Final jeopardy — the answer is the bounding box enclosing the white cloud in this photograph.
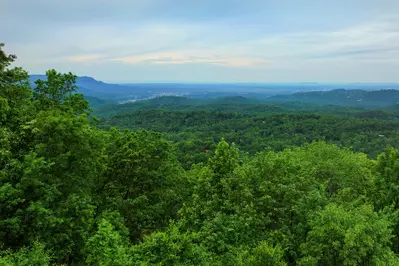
[111,51,270,67]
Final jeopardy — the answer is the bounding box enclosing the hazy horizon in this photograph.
[30,73,399,85]
[2,0,399,83]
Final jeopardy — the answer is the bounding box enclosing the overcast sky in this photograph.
[1,0,399,83]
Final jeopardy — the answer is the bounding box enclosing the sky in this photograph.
[1,0,399,83]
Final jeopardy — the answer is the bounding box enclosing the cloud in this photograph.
[236,17,399,63]
[2,0,399,82]
[67,54,105,63]
[111,51,270,67]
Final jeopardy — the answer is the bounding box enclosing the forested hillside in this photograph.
[98,97,399,169]
[267,89,399,107]
[2,43,399,265]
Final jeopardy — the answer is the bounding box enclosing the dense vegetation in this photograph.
[97,97,399,169]
[267,89,399,108]
[2,43,399,265]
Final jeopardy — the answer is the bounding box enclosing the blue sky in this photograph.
[1,0,399,83]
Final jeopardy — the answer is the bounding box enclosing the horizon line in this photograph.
[29,74,399,85]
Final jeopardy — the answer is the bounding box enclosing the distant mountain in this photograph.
[29,75,137,100]
[266,89,399,108]
[145,96,202,105]
[211,96,260,105]
[73,76,133,95]
[29,75,399,109]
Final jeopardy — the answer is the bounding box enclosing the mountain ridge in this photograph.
[29,75,399,109]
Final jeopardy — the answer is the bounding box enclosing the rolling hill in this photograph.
[266,89,399,108]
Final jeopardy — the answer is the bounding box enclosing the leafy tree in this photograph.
[0,242,51,266]
[373,147,399,252]
[0,44,103,264]
[300,204,397,265]
[0,43,31,128]
[208,138,240,182]
[85,219,131,266]
[374,147,399,210]
[98,129,188,242]
[33,70,89,115]
[132,223,208,265]
[233,242,286,266]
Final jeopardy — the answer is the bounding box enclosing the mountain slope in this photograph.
[267,89,399,107]
[29,75,140,100]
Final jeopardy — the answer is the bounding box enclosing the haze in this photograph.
[1,0,399,83]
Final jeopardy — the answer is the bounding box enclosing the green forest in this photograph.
[97,101,399,170]
[2,43,399,265]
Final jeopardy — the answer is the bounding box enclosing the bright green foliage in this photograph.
[374,147,399,209]
[235,142,374,261]
[85,219,131,266]
[34,70,76,110]
[208,138,240,182]
[0,45,102,264]
[98,109,399,168]
[176,142,388,264]
[98,128,188,242]
[0,43,31,128]
[300,204,397,265]
[0,242,51,266]
[373,147,399,253]
[132,223,208,265]
[0,109,103,261]
[233,242,286,266]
